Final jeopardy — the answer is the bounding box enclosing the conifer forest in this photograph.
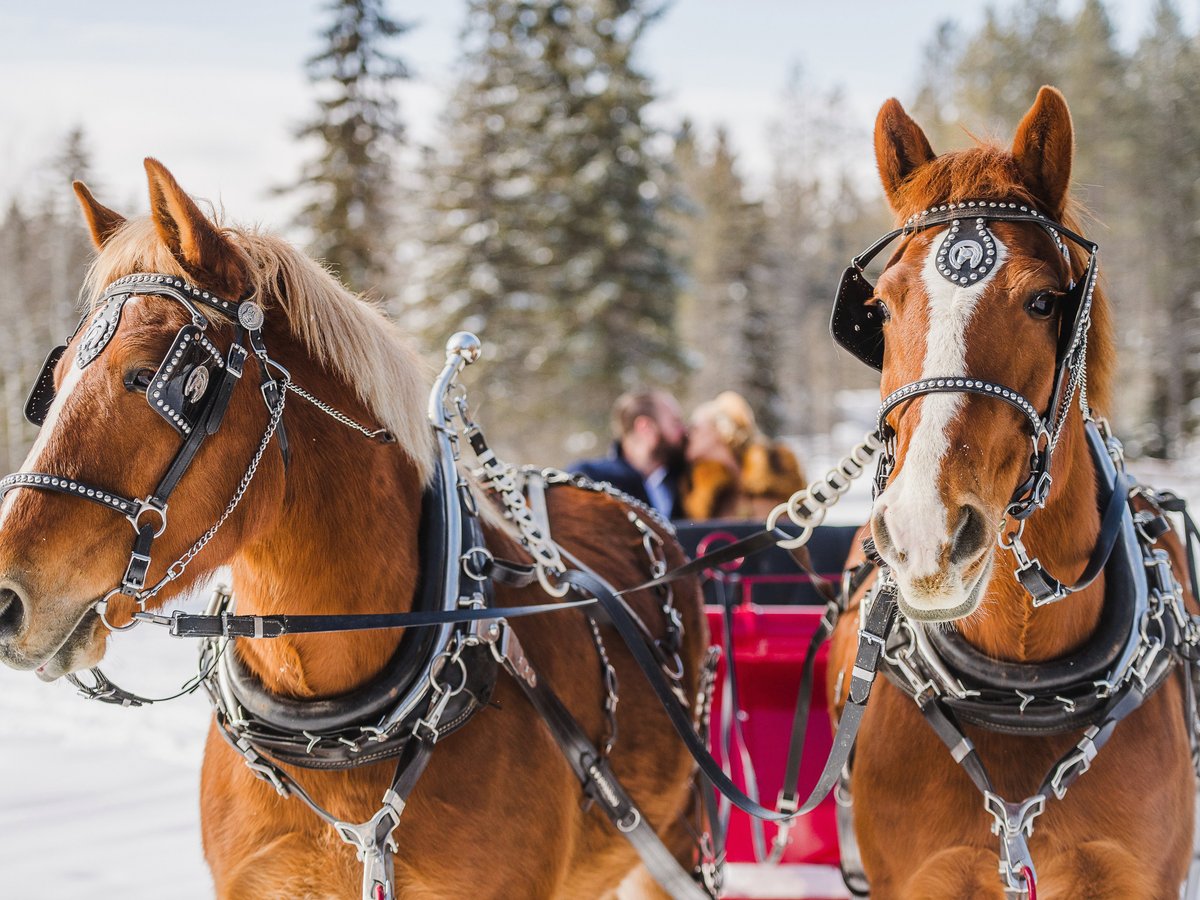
[1,0,1197,470]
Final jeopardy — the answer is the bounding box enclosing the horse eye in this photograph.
[872,298,891,322]
[1024,290,1059,320]
[124,368,155,393]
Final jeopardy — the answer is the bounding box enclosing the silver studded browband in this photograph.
[878,378,1046,443]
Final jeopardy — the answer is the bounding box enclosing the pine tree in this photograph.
[0,128,96,471]
[672,125,780,432]
[1127,1,1200,455]
[285,0,411,296]
[762,68,886,439]
[413,0,683,462]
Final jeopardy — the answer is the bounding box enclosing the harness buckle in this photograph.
[1049,725,1100,799]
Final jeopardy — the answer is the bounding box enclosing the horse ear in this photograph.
[1011,86,1074,217]
[72,181,125,250]
[874,98,936,210]
[143,158,248,298]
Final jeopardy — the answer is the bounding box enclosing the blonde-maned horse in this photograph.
[828,88,1196,899]
[0,160,708,898]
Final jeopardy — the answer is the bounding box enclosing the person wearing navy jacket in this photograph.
[570,389,687,520]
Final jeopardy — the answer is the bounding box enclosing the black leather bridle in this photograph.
[1,273,300,627]
[830,200,1099,524]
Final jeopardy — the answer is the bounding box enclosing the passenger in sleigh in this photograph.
[682,391,806,520]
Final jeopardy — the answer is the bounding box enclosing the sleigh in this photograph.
[677,522,860,900]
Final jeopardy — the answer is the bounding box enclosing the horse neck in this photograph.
[227,359,425,697]
[956,408,1105,662]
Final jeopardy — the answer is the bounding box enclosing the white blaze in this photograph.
[875,231,1008,578]
[0,299,136,528]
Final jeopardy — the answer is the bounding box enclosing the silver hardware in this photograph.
[984,792,1044,898]
[331,790,406,900]
[184,365,210,403]
[765,430,882,550]
[445,331,482,364]
[491,621,537,688]
[237,300,265,331]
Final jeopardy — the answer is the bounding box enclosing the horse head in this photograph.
[859,87,1111,625]
[0,160,431,682]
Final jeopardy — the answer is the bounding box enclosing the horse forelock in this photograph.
[82,217,436,484]
[887,144,1113,418]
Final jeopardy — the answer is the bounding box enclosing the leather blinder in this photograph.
[830,265,884,370]
[148,325,225,436]
[24,345,67,427]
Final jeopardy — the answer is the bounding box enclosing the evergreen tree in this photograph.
[0,128,96,471]
[672,124,780,432]
[763,68,886,439]
[413,0,683,462]
[285,0,411,296]
[1128,1,1200,455]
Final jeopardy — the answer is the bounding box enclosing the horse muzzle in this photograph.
[0,579,104,678]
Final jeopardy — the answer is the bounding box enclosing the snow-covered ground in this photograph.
[1,445,1198,898]
[0,589,215,898]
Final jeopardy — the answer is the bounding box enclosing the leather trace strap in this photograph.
[499,624,713,900]
[559,568,899,823]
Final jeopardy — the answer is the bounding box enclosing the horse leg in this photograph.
[898,846,1006,900]
[1038,840,1171,900]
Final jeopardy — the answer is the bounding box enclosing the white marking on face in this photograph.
[0,298,138,529]
[876,231,1008,588]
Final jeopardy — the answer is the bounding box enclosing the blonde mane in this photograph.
[84,217,436,481]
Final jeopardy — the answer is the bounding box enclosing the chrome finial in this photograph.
[446,332,482,364]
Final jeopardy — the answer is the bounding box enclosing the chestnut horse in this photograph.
[828,89,1195,898]
[0,160,708,898]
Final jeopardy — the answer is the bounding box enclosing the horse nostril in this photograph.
[0,588,25,640]
[950,505,990,565]
[871,509,906,563]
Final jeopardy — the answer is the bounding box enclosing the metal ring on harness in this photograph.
[616,808,642,833]
[95,590,141,632]
[128,499,168,537]
[460,547,494,582]
[537,565,571,599]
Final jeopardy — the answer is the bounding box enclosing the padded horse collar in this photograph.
[208,465,498,769]
[830,200,1099,521]
[1,273,290,625]
[880,423,1178,735]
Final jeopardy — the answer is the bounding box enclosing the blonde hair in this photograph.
[85,217,435,482]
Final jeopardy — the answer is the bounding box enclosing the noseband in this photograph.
[831,200,1099,523]
[0,273,389,628]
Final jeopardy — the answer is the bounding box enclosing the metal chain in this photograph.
[766,430,884,549]
[585,614,620,758]
[136,384,288,604]
[285,381,391,441]
[448,392,570,597]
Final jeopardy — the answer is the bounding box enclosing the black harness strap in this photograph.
[1013,465,1132,604]
[505,647,711,900]
[153,596,600,637]
[562,569,899,823]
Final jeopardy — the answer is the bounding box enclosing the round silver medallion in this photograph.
[237,301,265,331]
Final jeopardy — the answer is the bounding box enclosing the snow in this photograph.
[0,589,214,898]
[1,449,1197,896]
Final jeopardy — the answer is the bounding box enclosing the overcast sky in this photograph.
[0,0,1182,232]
